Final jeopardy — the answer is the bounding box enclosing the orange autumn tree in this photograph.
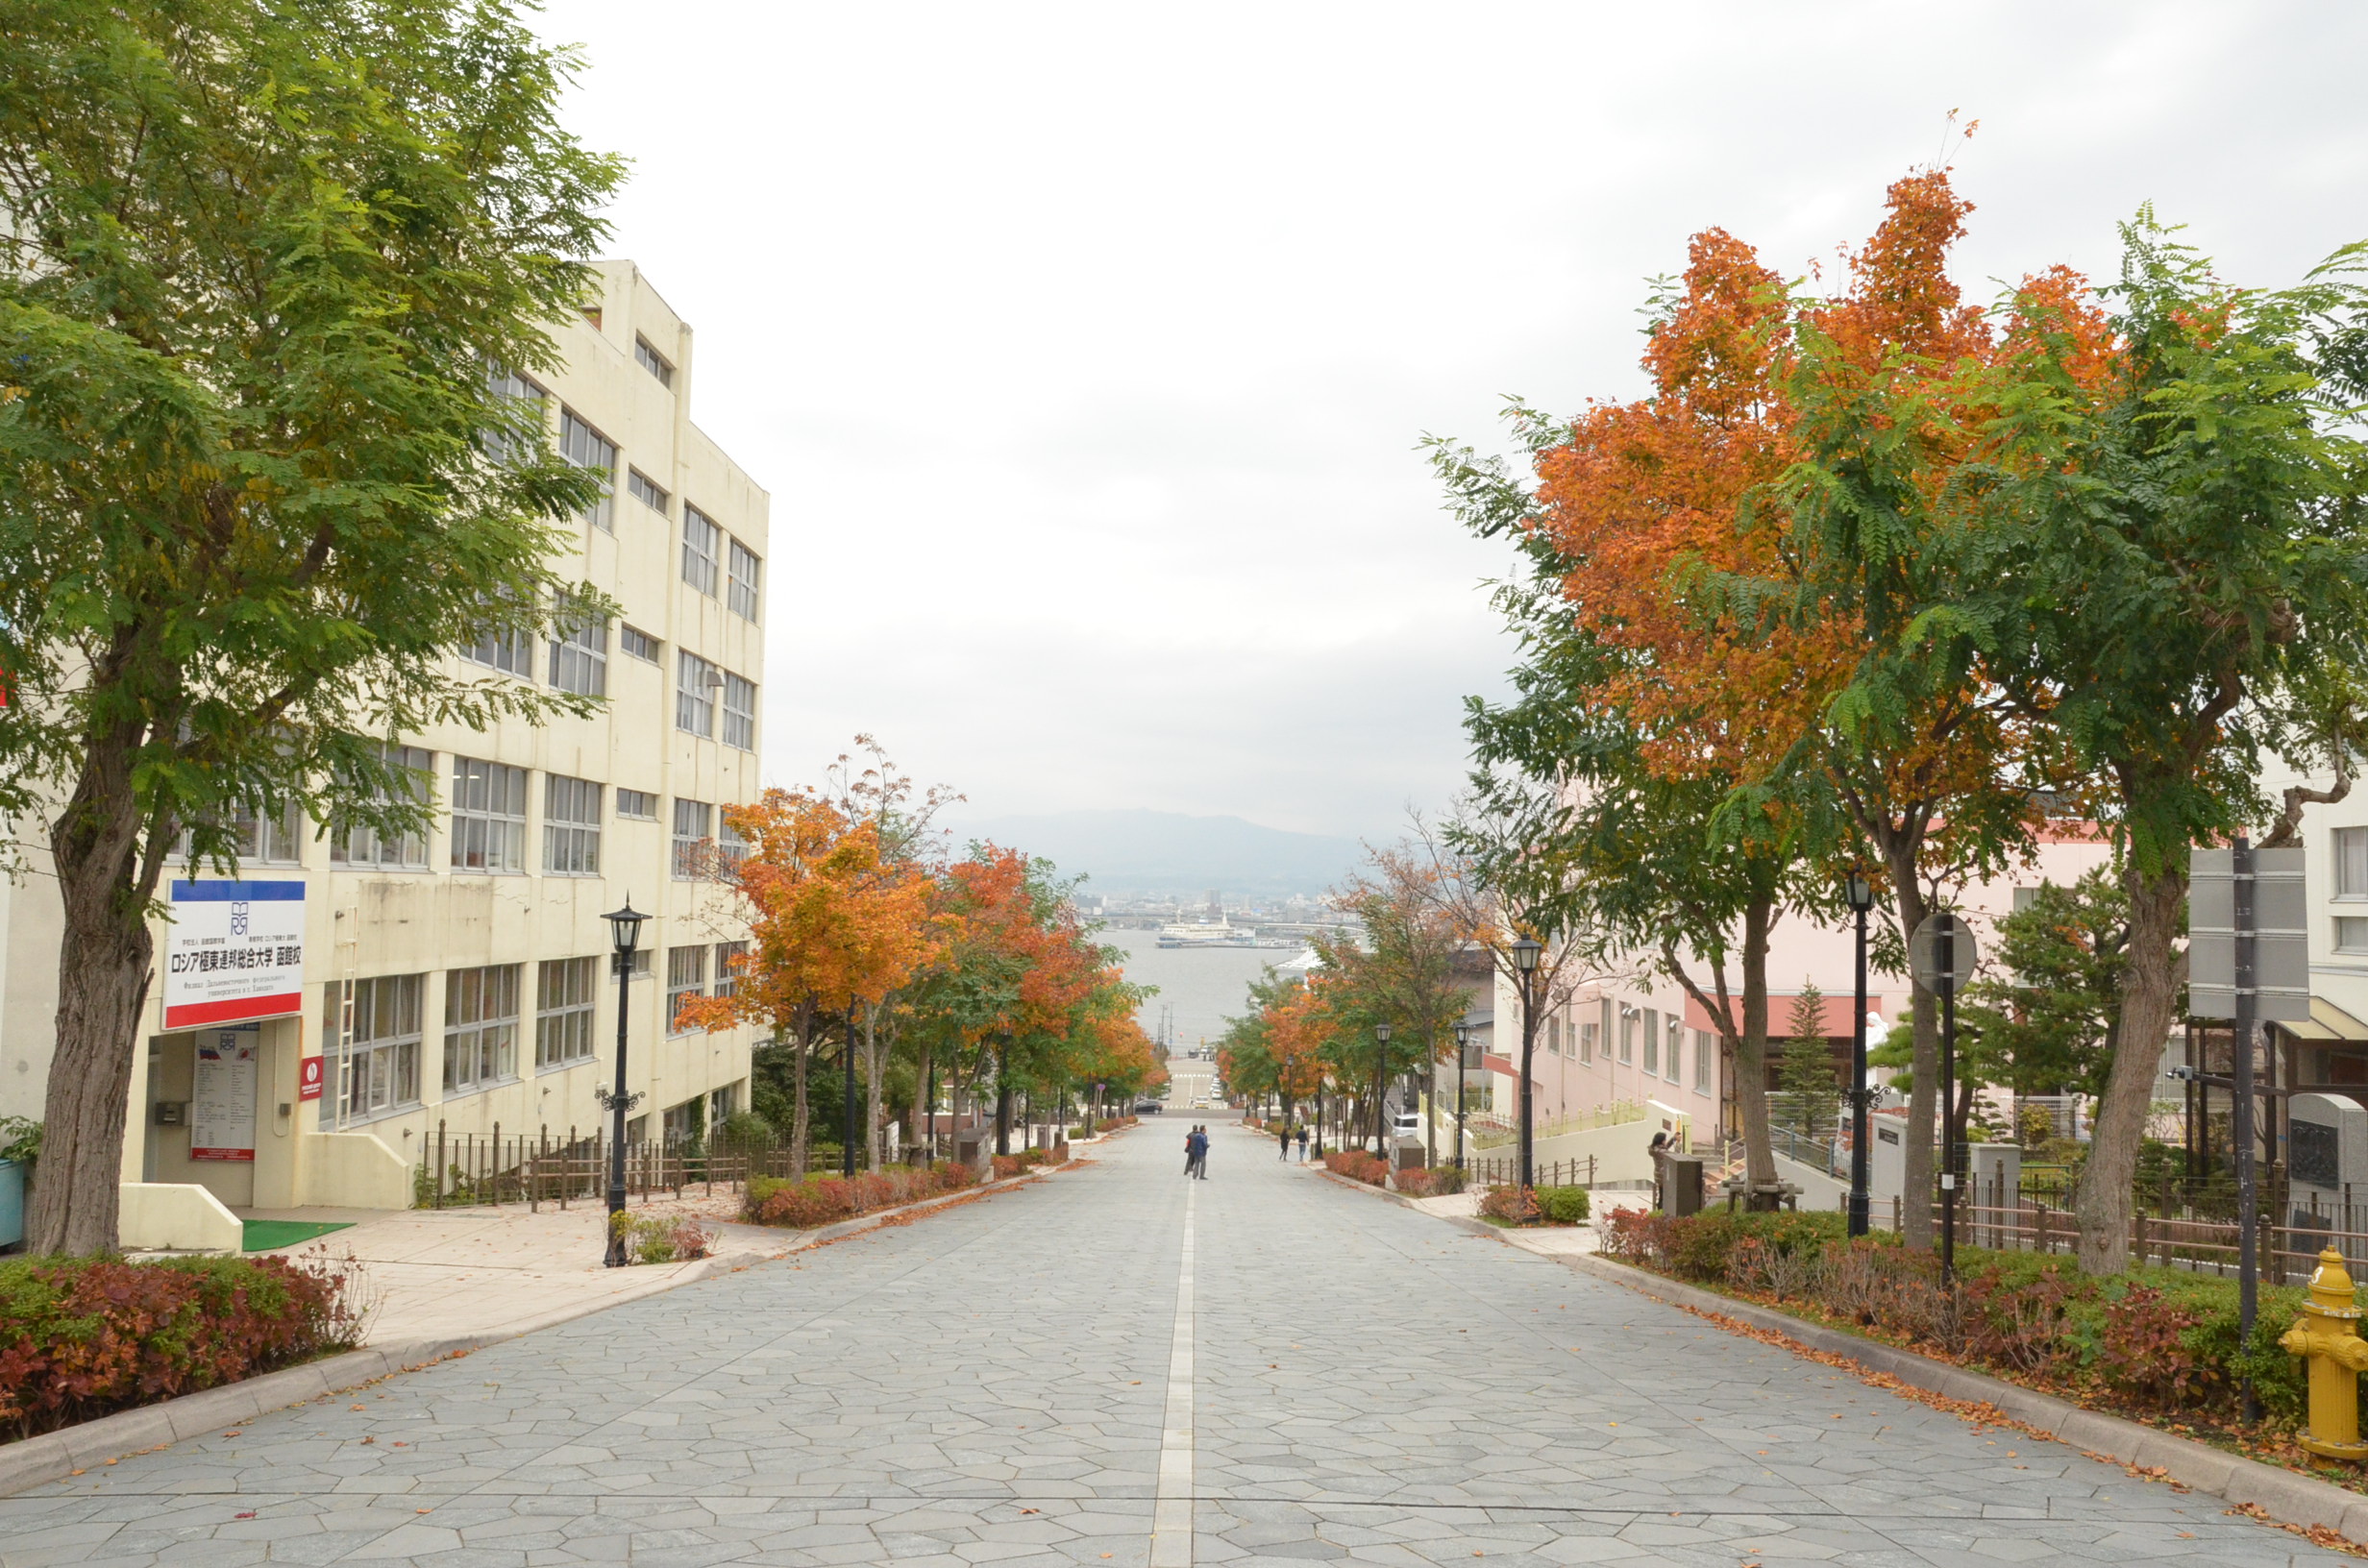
[680,785,941,1172]
[1443,159,2049,1213]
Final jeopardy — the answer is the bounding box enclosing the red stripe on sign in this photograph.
[162,992,302,1029]
[189,1148,256,1162]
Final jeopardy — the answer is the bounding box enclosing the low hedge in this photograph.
[744,1163,981,1228]
[0,1253,364,1441]
[1394,1166,1467,1198]
[1599,1208,2312,1430]
[1322,1150,1389,1187]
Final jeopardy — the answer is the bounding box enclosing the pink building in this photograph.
[1486,827,2114,1145]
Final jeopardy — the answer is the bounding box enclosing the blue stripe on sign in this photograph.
[169,880,307,902]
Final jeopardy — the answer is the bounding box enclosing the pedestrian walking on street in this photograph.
[1189,1125,1210,1180]
[1183,1125,1196,1178]
[1278,1122,1292,1160]
[1296,1124,1309,1162]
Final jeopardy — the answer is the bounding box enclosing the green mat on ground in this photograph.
[240,1219,353,1253]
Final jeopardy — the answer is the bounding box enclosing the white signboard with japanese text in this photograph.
[191,1025,259,1162]
[163,880,305,1030]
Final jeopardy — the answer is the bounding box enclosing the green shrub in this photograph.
[0,1254,364,1439]
[717,1111,775,1146]
[608,1212,716,1265]
[1535,1186,1590,1224]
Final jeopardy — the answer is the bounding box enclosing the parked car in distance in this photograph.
[1135,1099,1163,1115]
[1392,1111,1422,1140]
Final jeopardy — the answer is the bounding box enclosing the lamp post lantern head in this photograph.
[1511,937,1542,974]
[1374,1022,1392,1044]
[1454,1022,1469,1048]
[1845,873,1875,913]
[604,899,648,956]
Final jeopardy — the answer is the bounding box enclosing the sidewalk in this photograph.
[245,1141,1110,1346]
[245,1185,783,1345]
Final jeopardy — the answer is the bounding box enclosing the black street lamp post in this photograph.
[1512,937,1542,1192]
[1453,1021,1470,1175]
[1845,873,1875,1238]
[1371,1022,1393,1155]
[600,899,649,1268]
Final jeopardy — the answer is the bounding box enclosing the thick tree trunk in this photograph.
[1734,894,1779,1202]
[30,737,165,1257]
[790,996,814,1175]
[862,1003,882,1172]
[994,1042,1012,1156]
[2077,859,2184,1275]
[1883,846,1937,1250]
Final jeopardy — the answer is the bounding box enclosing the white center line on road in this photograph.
[1150,1177,1196,1567]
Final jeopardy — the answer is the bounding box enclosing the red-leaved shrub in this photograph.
[744,1163,981,1228]
[1322,1151,1389,1186]
[0,1253,364,1440]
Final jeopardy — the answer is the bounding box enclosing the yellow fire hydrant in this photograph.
[2280,1248,2368,1460]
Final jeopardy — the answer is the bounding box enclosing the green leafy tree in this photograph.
[0,0,624,1253]
[1950,223,2368,1273]
[1958,869,2127,1106]
[1775,983,1841,1146]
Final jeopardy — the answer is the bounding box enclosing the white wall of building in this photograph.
[0,259,772,1212]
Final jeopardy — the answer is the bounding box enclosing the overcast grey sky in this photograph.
[537,1,2368,838]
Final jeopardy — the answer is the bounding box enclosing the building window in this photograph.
[1618,1009,1634,1065]
[718,817,749,872]
[1578,1021,1596,1065]
[722,672,757,751]
[443,963,521,1094]
[548,600,607,697]
[714,940,748,1000]
[1666,1017,1683,1082]
[461,613,531,678]
[450,756,528,872]
[322,974,423,1122]
[535,957,598,1069]
[622,947,653,983]
[677,650,718,736]
[1694,1029,1714,1092]
[2339,827,2368,899]
[1642,1008,1661,1077]
[620,625,661,664]
[482,364,546,465]
[2338,917,2368,956]
[681,505,721,596]
[617,788,658,821]
[559,408,616,532]
[673,797,713,879]
[666,945,707,1034]
[544,774,602,876]
[728,540,761,622]
[1544,1016,1561,1056]
[332,744,432,870]
[709,1082,739,1125]
[629,469,670,515]
[634,335,674,387]
[184,799,306,867]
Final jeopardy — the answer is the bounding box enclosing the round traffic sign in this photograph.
[1909,913,1979,992]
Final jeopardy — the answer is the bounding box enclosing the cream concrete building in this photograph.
[0,260,768,1225]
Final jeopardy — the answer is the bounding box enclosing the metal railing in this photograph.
[414,1122,853,1211]
[1468,1154,1599,1188]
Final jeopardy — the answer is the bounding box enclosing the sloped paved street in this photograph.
[0,1121,2351,1566]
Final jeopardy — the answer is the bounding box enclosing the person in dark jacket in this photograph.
[1296,1124,1310,1162]
[1278,1123,1292,1160]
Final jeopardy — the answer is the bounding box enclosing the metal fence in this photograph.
[1466,1155,1599,1188]
[415,1123,859,1211]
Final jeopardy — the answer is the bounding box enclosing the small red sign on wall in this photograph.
[298,1055,324,1102]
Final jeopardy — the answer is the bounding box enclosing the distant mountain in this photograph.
[941,809,1364,897]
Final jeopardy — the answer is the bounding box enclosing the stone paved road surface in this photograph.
[0,1120,2350,1566]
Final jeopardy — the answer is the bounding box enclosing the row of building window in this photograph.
[1540,1004,1712,1092]
[323,943,750,1121]
[199,750,747,880]
[457,600,754,752]
[530,380,760,623]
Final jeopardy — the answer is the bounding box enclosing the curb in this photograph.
[1315,1168,2368,1547]
[0,1161,1068,1499]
